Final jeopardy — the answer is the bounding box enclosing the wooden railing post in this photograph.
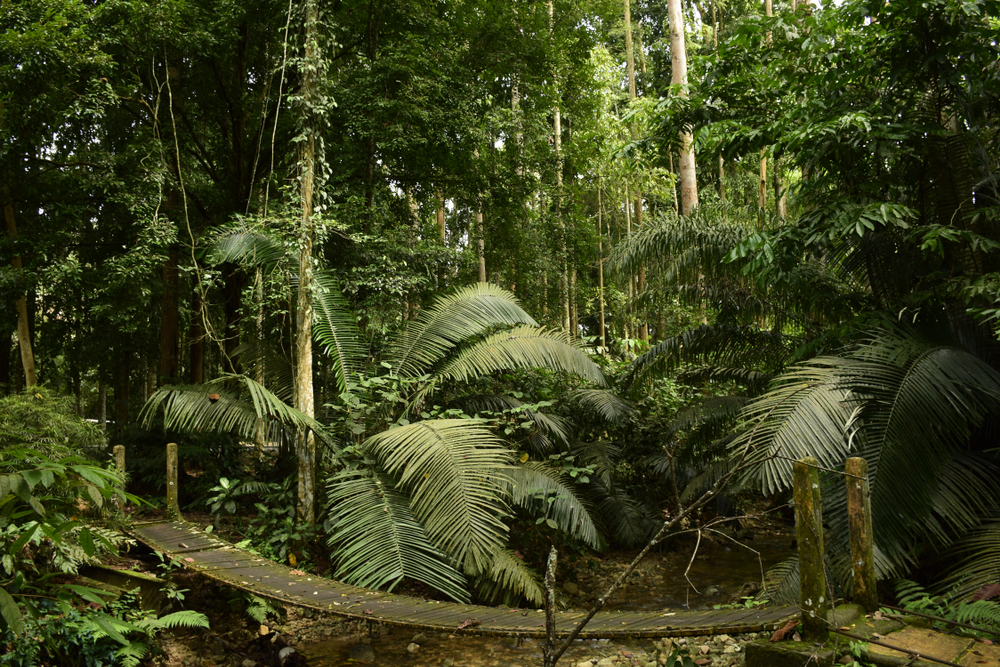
[845,457,878,612]
[794,456,829,642]
[166,442,181,520]
[113,445,125,472]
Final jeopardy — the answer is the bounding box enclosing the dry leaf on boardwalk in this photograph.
[457,618,481,630]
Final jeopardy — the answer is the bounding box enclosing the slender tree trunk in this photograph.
[668,0,699,214]
[756,126,766,218]
[597,185,606,351]
[774,167,787,218]
[476,197,486,282]
[550,0,570,335]
[159,246,180,383]
[98,378,107,429]
[295,0,320,528]
[436,190,446,244]
[116,357,130,427]
[189,284,204,384]
[3,184,36,387]
[0,339,9,393]
[624,0,636,101]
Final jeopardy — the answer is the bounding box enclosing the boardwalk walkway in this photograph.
[129,521,796,639]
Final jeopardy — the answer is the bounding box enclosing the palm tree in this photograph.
[144,227,620,603]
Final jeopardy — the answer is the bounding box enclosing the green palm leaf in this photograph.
[561,389,636,425]
[205,226,290,270]
[390,283,538,378]
[431,326,606,388]
[508,462,605,550]
[325,467,469,602]
[313,270,365,393]
[140,374,325,445]
[473,548,544,607]
[362,419,513,574]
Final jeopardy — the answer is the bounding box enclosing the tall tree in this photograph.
[667,0,698,214]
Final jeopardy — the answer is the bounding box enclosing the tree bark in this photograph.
[189,284,204,384]
[476,200,486,282]
[295,0,320,528]
[597,185,606,351]
[3,184,36,387]
[668,0,699,215]
[159,246,180,383]
[550,0,570,335]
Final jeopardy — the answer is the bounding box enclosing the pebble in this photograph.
[412,632,428,643]
[442,659,454,667]
[699,645,711,654]
[596,658,617,667]
[576,661,596,667]
[407,642,420,654]
[241,660,258,667]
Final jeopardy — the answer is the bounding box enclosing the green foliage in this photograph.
[0,590,208,667]
[893,579,1000,639]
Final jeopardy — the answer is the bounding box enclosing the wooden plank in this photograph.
[129,521,798,640]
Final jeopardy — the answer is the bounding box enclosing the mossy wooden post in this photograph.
[794,456,829,642]
[166,442,181,520]
[846,457,878,612]
[113,445,125,472]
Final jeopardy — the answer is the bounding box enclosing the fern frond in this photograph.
[473,548,544,607]
[507,462,605,550]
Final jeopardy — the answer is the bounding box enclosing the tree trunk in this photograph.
[759,149,767,209]
[159,246,180,384]
[116,357,130,427]
[774,167,787,218]
[476,201,486,282]
[597,185,606,351]
[99,378,107,429]
[223,264,243,374]
[295,0,321,528]
[3,184,36,387]
[668,0,699,214]
[550,0,570,335]
[189,284,204,384]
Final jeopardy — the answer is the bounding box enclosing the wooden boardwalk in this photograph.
[129,521,797,639]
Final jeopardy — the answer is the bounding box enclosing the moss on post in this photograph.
[794,456,829,642]
[113,445,125,472]
[845,457,878,612]
[166,442,181,520]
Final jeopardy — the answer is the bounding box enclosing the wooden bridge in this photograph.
[129,520,797,640]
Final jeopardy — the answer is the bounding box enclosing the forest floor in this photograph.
[109,511,794,667]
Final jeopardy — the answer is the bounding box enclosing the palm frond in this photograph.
[431,326,606,388]
[507,462,604,550]
[139,374,325,445]
[362,419,512,574]
[621,325,790,395]
[760,556,800,606]
[727,360,853,495]
[589,480,658,548]
[229,340,293,403]
[205,226,290,270]
[325,467,469,602]
[449,394,570,455]
[390,283,538,377]
[561,389,636,425]
[472,548,544,607]
[313,270,366,393]
[938,519,1000,599]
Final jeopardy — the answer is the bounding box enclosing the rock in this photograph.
[717,634,732,643]
[564,582,580,595]
[677,638,688,646]
[412,632,428,643]
[442,659,455,667]
[699,645,711,654]
[704,585,723,596]
[596,658,617,667]
[575,661,596,667]
[348,643,376,664]
[241,660,259,667]
[277,647,298,666]
[407,643,420,654]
